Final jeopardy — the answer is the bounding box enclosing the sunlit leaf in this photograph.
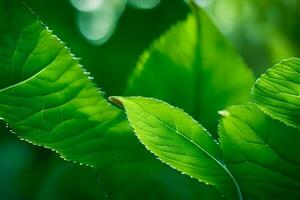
[219,104,300,199]
[112,96,242,199]
[252,57,300,129]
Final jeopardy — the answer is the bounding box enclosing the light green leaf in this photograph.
[252,57,300,129]
[111,96,242,199]
[0,2,221,199]
[125,4,254,133]
[219,104,300,199]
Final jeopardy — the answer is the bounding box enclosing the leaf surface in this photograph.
[125,5,254,133]
[112,96,242,199]
[219,104,300,199]
[252,57,300,129]
[0,2,221,199]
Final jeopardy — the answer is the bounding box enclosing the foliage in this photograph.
[0,1,299,199]
[117,57,300,199]
[0,2,218,199]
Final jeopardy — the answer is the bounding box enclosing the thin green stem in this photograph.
[188,0,203,122]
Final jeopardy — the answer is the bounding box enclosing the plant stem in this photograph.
[188,0,203,122]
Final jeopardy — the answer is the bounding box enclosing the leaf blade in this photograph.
[112,96,242,199]
[252,57,300,129]
[219,104,300,199]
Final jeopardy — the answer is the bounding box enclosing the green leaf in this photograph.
[0,2,126,168]
[111,96,242,199]
[0,2,222,199]
[125,4,254,133]
[219,104,300,199]
[252,57,300,129]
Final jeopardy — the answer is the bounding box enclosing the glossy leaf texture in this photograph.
[252,57,300,129]
[219,105,300,199]
[125,4,254,133]
[112,96,242,199]
[0,2,223,199]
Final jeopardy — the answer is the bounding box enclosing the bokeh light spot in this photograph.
[77,10,117,45]
[128,0,161,9]
[70,0,104,12]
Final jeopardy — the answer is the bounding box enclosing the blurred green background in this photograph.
[0,0,299,199]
